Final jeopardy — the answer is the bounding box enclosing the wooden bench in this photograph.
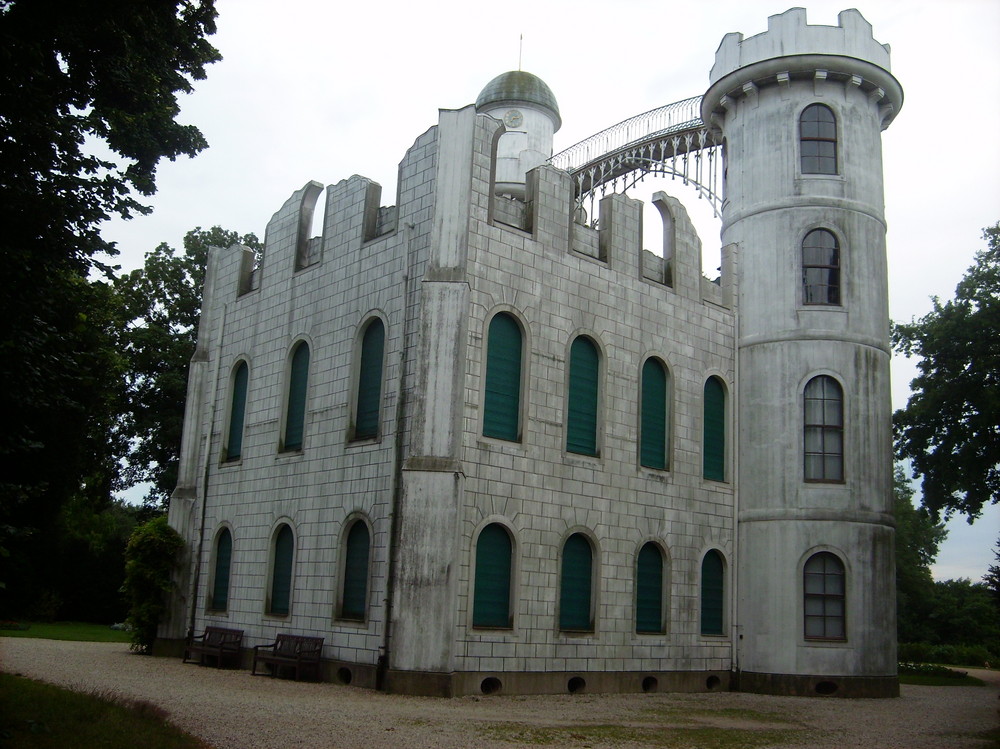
[252,634,324,681]
[182,626,244,668]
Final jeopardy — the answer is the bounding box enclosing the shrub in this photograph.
[898,642,996,668]
[121,516,184,654]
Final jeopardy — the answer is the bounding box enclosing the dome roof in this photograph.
[475,71,561,129]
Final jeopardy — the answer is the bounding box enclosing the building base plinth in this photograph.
[736,670,899,698]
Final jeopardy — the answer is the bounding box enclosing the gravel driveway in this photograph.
[2,638,997,748]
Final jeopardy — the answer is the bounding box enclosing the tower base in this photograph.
[736,670,898,698]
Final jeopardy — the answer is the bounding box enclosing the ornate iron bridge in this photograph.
[548,96,723,222]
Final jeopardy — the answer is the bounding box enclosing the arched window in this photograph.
[559,533,594,632]
[640,358,669,470]
[268,524,294,616]
[636,542,665,634]
[700,550,725,636]
[802,229,840,305]
[703,377,726,481]
[283,342,310,451]
[804,375,844,482]
[472,523,513,628]
[209,528,233,612]
[340,521,370,621]
[800,103,837,174]
[354,319,384,440]
[483,313,523,442]
[566,337,599,456]
[224,361,249,462]
[804,552,846,639]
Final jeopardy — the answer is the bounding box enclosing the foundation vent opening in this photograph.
[815,680,839,696]
[480,677,503,695]
[642,676,659,693]
[567,676,586,694]
[706,675,722,690]
[337,668,353,685]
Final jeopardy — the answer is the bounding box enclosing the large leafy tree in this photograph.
[892,224,1000,521]
[116,227,260,506]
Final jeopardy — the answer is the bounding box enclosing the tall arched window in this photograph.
[225,362,248,462]
[800,103,837,174]
[340,520,370,621]
[354,319,384,440]
[700,549,725,636]
[804,375,844,482]
[804,552,846,640]
[209,527,233,612]
[802,229,840,305]
[472,523,513,628]
[640,358,669,470]
[268,524,294,616]
[703,377,726,481]
[283,342,310,451]
[566,337,599,456]
[483,313,523,442]
[635,542,665,634]
[559,533,594,632]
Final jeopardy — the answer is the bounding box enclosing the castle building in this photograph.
[165,8,902,697]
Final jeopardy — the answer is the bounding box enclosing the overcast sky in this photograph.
[102,0,1000,580]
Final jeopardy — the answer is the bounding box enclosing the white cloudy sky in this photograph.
[101,0,1000,580]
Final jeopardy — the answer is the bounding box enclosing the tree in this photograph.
[122,516,184,654]
[984,537,1000,611]
[116,227,260,505]
[892,223,1000,521]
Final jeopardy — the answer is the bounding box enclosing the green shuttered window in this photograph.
[210,528,232,611]
[355,319,384,440]
[700,550,724,635]
[636,543,665,634]
[567,337,599,455]
[640,359,668,470]
[341,521,370,620]
[269,524,294,616]
[473,523,513,628]
[703,377,726,481]
[226,362,248,461]
[560,533,593,632]
[483,313,522,442]
[283,343,309,451]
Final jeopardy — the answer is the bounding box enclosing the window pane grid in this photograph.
[802,229,840,305]
[804,376,844,481]
[800,104,837,175]
[803,552,846,640]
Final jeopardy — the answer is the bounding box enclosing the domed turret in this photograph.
[476,71,561,130]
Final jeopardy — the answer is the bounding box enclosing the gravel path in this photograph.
[2,638,998,748]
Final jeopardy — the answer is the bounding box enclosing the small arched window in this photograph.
[559,533,594,632]
[636,542,665,634]
[268,524,294,616]
[225,361,249,462]
[209,528,233,612]
[354,319,384,440]
[566,337,600,456]
[703,377,726,481]
[802,229,840,305]
[804,375,844,482]
[483,313,523,442]
[800,104,837,174]
[700,550,725,636]
[283,342,310,451]
[640,358,669,470]
[340,521,370,621]
[804,552,846,640]
[472,523,513,628]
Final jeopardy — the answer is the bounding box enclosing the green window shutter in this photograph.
[226,362,248,461]
[210,528,232,611]
[636,542,664,633]
[473,523,513,628]
[270,525,294,615]
[640,359,667,469]
[355,320,384,440]
[341,522,370,620]
[703,377,725,481]
[567,337,599,455]
[701,550,724,635]
[284,343,309,451]
[560,533,593,631]
[483,314,522,441]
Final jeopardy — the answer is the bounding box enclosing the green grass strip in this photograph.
[0,621,130,643]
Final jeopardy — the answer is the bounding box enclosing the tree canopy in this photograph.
[893,223,1000,521]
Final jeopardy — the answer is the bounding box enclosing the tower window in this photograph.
[483,313,523,442]
[804,375,844,482]
[566,337,600,456]
[802,229,840,305]
[473,523,514,628]
[800,104,837,174]
[559,533,594,632]
[282,342,310,452]
[353,319,384,441]
[804,552,846,640]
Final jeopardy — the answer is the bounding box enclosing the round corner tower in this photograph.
[701,8,902,697]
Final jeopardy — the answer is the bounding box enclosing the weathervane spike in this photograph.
[518,34,523,71]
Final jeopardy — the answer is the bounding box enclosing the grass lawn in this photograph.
[0,621,131,643]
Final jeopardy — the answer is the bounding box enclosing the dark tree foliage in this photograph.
[116,227,260,506]
[893,224,1000,521]
[984,538,1000,611]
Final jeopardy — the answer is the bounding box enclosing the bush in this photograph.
[898,642,996,668]
[121,516,184,654]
